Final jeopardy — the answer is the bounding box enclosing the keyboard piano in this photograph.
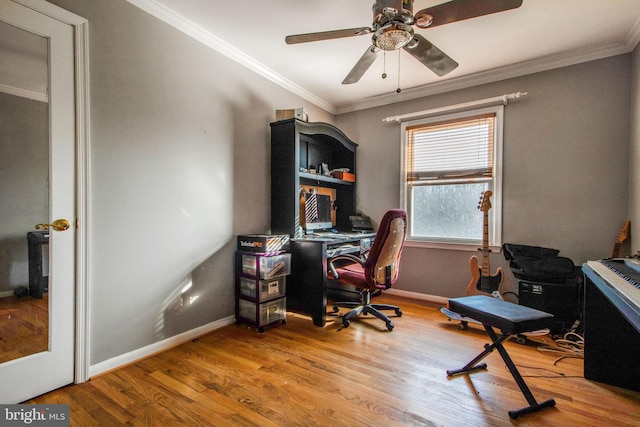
[582,259,640,391]
[585,259,640,330]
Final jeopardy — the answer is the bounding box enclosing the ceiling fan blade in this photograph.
[285,27,372,45]
[414,0,523,29]
[342,46,380,84]
[403,34,458,77]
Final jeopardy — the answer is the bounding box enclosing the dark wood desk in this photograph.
[287,233,375,326]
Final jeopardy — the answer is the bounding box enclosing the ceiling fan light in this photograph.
[375,30,411,50]
[373,23,413,50]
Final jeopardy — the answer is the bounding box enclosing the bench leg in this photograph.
[447,324,556,419]
[446,333,509,376]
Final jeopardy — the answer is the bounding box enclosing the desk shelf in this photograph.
[299,172,353,186]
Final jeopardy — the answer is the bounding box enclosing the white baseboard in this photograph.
[0,290,15,298]
[88,315,236,378]
[384,288,449,305]
[88,292,445,378]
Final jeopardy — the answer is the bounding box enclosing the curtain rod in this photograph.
[382,92,528,123]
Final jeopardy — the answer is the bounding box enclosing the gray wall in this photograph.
[39,0,638,368]
[0,93,48,293]
[336,55,631,298]
[48,0,331,365]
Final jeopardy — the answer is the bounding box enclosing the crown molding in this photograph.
[335,41,635,114]
[127,0,640,117]
[626,16,640,50]
[126,0,336,114]
[0,83,47,102]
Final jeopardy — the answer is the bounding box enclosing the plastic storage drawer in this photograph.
[238,298,287,328]
[241,253,291,279]
[239,276,286,302]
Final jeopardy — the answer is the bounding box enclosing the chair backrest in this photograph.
[365,209,407,289]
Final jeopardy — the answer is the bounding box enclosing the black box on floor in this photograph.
[519,280,582,334]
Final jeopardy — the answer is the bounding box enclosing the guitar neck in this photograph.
[613,220,630,258]
[613,242,622,258]
[481,210,490,277]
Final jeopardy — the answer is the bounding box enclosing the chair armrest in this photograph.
[328,262,340,280]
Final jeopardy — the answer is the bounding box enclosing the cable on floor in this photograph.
[536,331,584,365]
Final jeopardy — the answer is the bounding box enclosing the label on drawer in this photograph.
[268,280,279,295]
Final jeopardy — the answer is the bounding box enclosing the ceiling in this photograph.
[139,0,640,114]
[3,1,640,113]
[137,0,640,114]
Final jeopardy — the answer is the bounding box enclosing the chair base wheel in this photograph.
[386,321,394,331]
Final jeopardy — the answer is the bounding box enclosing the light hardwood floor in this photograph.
[29,295,640,426]
[0,294,48,363]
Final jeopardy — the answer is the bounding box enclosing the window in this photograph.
[401,106,503,247]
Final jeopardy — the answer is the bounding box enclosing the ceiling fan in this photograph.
[285,0,524,84]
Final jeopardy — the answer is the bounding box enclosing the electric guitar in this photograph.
[612,220,630,258]
[465,191,504,298]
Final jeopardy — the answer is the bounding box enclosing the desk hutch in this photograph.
[270,119,374,326]
[270,118,357,237]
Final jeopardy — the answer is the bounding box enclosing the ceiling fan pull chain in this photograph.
[382,50,387,79]
[397,49,402,93]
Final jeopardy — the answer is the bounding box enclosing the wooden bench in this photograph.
[446,295,556,419]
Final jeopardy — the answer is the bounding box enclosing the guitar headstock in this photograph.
[477,191,493,213]
[617,220,630,244]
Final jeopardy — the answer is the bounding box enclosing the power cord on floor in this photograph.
[508,364,584,379]
[537,331,584,365]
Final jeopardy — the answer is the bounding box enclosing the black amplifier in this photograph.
[519,279,582,333]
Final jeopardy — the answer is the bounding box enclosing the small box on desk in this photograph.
[276,108,308,122]
[331,171,355,182]
[237,234,289,253]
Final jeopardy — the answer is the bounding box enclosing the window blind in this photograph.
[406,113,495,183]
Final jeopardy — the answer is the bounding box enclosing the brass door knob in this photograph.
[35,218,71,231]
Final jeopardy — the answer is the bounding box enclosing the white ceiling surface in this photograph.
[3,1,639,111]
[144,0,640,114]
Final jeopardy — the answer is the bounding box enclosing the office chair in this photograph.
[328,209,407,330]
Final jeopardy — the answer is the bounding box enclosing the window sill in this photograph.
[405,239,503,253]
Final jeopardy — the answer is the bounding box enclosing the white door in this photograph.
[0,0,76,403]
